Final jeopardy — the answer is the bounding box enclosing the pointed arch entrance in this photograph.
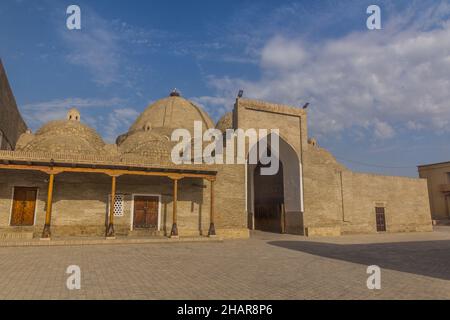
[246,133,303,234]
[253,161,284,233]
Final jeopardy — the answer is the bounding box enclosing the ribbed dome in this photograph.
[129,95,214,133]
[216,112,233,133]
[16,119,107,155]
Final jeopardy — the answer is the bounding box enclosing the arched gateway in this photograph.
[247,135,303,234]
[253,161,284,233]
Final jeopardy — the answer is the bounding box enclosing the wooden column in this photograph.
[280,203,286,234]
[41,173,55,239]
[106,175,117,238]
[208,179,216,237]
[170,178,179,238]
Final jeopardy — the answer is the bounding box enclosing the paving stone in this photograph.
[0,228,448,299]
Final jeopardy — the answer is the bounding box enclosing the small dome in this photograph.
[216,112,233,133]
[118,127,174,162]
[129,94,214,133]
[67,108,81,122]
[16,117,107,155]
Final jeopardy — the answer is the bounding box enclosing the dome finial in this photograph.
[67,108,80,122]
[170,88,180,97]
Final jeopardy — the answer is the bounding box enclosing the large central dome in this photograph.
[129,91,214,133]
[117,91,214,158]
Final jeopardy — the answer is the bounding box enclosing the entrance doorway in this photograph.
[253,162,284,233]
[246,134,303,234]
[10,187,38,226]
[133,195,160,229]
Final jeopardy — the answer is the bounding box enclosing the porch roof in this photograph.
[0,150,217,179]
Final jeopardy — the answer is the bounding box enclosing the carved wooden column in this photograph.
[41,173,55,239]
[170,177,180,238]
[106,175,117,238]
[208,179,216,237]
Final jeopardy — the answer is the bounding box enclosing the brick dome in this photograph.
[117,127,174,159]
[117,92,214,158]
[16,110,108,155]
[129,93,214,133]
[216,112,233,133]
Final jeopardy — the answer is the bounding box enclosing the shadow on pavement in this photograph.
[267,240,450,280]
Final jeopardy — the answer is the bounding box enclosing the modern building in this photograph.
[418,162,450,224]
[0,62,433,240]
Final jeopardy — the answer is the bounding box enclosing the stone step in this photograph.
[433,219,450,226]
[129,229,164,237]
[0,232,34,240]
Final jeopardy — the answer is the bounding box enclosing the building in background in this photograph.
[0,59,27,150]
[418,162,450,224]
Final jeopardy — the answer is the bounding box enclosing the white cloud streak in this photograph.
[59,10,122,86]
[21,97,130,142]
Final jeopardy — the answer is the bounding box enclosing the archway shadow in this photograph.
[268,240,450,280]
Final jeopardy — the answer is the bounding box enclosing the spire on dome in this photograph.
[169,88,181,97]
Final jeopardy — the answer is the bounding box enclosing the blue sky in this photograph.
[1,0,450,177]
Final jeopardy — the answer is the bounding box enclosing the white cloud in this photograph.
[189,95,234,121]
[103,108,140,143]
[22,97,126,131]
[21,97,139,144]
[203,2,450,141]
[261,36,307,70]
[59,10,122,86]
[373,119,395,140]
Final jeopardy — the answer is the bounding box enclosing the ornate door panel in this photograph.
[133,196,159,229]
[10,187,38,226]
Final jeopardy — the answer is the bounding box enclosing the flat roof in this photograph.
[417,160,450,169]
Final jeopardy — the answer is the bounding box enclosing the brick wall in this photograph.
[0,168,248,238]
[0,60,27,150]
[418,163,450,221]
[303,145,433,235]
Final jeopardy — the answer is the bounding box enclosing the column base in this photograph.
[41,224,51,239]
[39,237,51,241]
[170,223,178,237]
[106,223,115,237]
[208,223,216,237]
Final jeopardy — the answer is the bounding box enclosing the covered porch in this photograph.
[0,151,218,240]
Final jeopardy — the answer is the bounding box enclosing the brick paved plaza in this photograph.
[0,228,449,300]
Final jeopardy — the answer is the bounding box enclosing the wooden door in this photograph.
[254,162,284,233]
[375,207,387,232]
[133,196,159,229]
[10,187,38,226]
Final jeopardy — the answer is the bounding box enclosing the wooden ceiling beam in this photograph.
[0,163,216,180]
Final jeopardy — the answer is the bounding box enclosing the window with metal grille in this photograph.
[375,207,386,232]
[108,194,124,217]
